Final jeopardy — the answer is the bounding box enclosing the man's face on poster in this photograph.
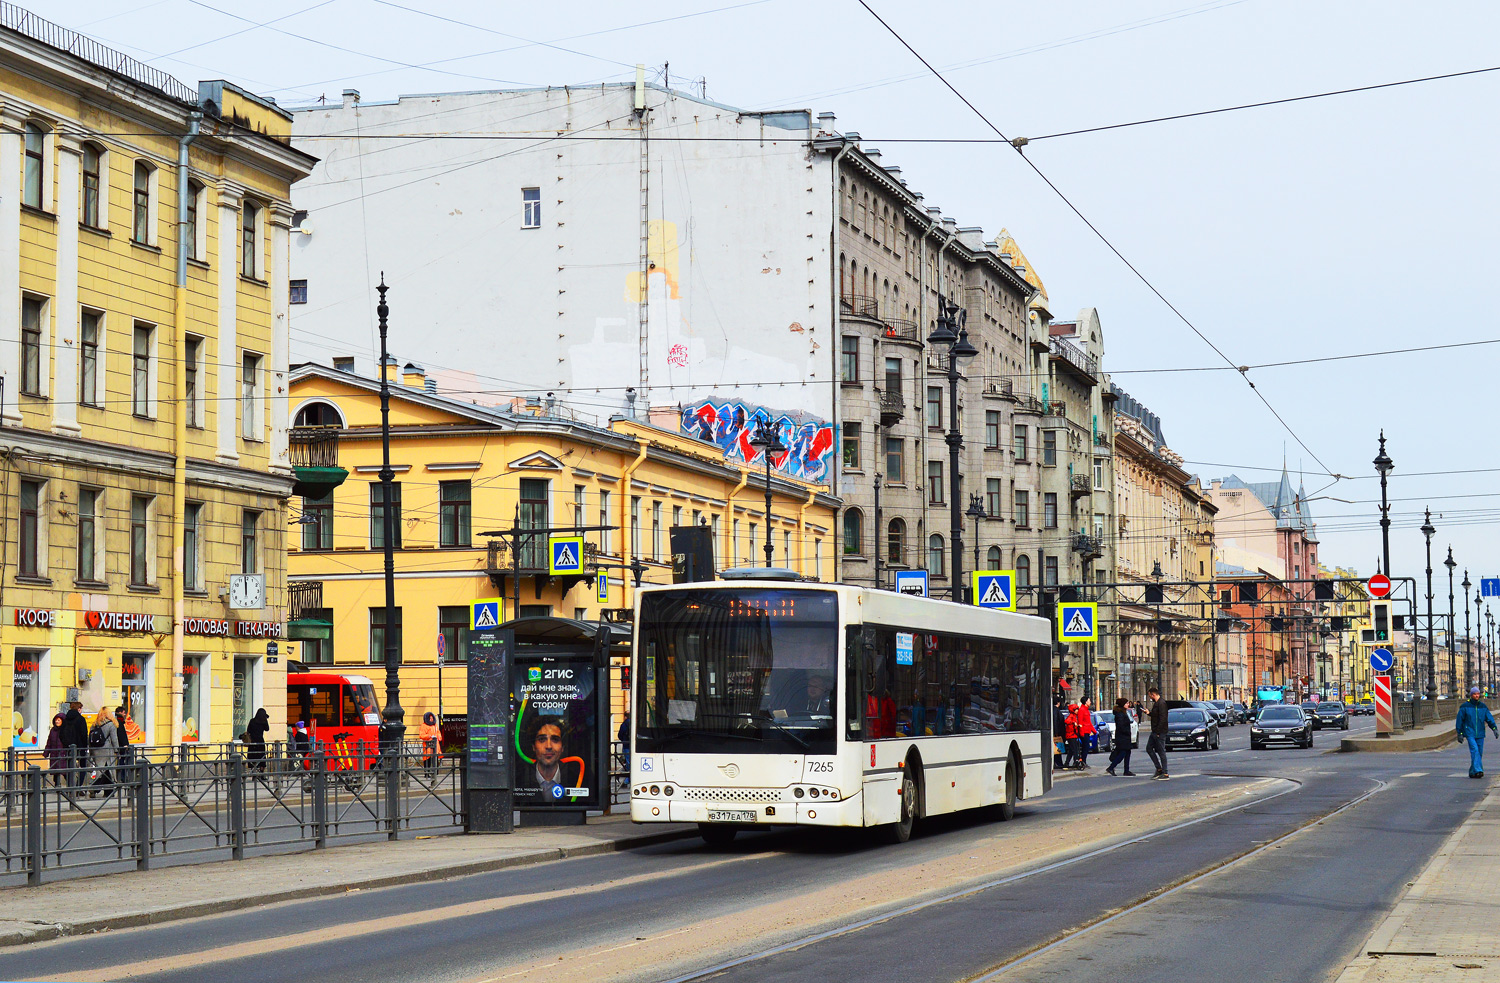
[533,724,564,768]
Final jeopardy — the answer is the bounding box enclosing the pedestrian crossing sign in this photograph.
[549,535,585,575]
[596,574,609,604]
[971,570,1016,611]
[470,598,503,630]
[1058,602,1097,642]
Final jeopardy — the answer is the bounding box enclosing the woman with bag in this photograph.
[87,707,119,798]
[1105,698,1137,776]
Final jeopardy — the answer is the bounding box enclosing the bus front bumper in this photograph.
[631,792,863,828]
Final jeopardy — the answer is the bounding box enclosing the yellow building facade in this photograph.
[286,363,841,726]
[0,13,315,749]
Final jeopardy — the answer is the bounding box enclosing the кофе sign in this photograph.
[12,608,56,627]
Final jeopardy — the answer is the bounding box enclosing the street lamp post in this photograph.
[872,471,883,590]
[1463,571,1473,694]
[749,421,786,568]
[1151,560,1165,697]
[375,277,405,756]
[1420,509,1437,708]
[1445,547,1456,698]
[1374,433,1394,576]
[928,296,978,601]
[967,493,985,576]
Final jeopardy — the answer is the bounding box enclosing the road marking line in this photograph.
[1402,772,1428,778]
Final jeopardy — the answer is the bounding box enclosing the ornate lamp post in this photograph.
[967,493,986,576]
[1463,571,1473,694]
[1420,509,1437,707]
[927,296,978,601]
[749,420,786,568]
[1374,433,1394,576]
[375,277,405,756]
[1151,559,1165,696]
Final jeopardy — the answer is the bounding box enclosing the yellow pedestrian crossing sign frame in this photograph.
[971,570,1016,611]
[1058,602,1097,642]
[470,597,503,630]
[596,574,609,604]
[549,535,585,575]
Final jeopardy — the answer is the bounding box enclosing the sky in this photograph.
[42,0,1500,598]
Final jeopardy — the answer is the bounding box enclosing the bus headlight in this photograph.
[663,786,674,797]
[794,787,804,798]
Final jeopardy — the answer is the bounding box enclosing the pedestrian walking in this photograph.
[1146,687,1170,780]
[245,708,270,772]
[1073,699,1096,769]
[618,711,631,769]
[60,701,88,787]
[1106,698,1137,776]
[1456,686,1499,779]
[87,707,119,798]
[292,720,313,790]
[418,711,442,778]
[1062,701,1081,769]
[114,706,134,771]
[42,713,68,785]
[1052,697,1067,769]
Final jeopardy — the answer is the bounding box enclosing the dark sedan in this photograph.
[1250,705,1314,749]
[1314,701,1349,730]
[1164,707,1220,751]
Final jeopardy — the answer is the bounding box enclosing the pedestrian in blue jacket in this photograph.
[1455,687,1499,779]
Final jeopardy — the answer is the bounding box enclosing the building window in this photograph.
[842,421,860,470]
[183,335,201,427]
[986,477,1002,517]
[927,461,943,504]
[598,489,611,553]
[20,297,42,396]
[1017,554,1031,587]
[1094,458,1104,489]
[985,411,1000,449]
[440,480,471,547]
[130,495,151,586]
[370,482,402,549]
[843,508,862,555]
[186,180,202,260]
[672,504,682,530]
[841,336,859,382]
[80,310,101,407]
[1042,431,1057,466]
[301,493,332,550]
[18,480,41,578]
[888,518,905,565]
[132,323,153,417]
[132,161,152,243]
[290,279,308,304]
[1044,555,1059,587]
[522,187,541,228]
[732,518,740,565]
[749,523,757,562]
[928,534,945,577]
[81,143,102,227]
[926,386,942,428]
[241,510,260,574]
[438,606,471,664]
[1044,492,1058,529]
[518,478,548,569]
[573,484,586,530]
[241,351,262,439]
[651,501,662,561]
[987,545,1002,567]
[22,123,44,209]
[300,610,334,665]
[78,487,100,582]
[884,356,902,398]
[241,200,260,277]
[1013,424,1028,461]
[885,437,904,483]
[370,607,403,663]
[1014,489,1030,527]
[630,496,641,557]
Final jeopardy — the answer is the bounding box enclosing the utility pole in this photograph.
[376,277,405,755]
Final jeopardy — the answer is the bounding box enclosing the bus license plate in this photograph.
[707,810,755,823]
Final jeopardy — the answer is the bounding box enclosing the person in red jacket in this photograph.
[1062,701,1081,768]
[1073,698,1097,769]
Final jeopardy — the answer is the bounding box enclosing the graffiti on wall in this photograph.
[680,399,835,484]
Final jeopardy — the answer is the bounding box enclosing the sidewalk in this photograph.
[1336,780,1500,982]
[1341,718,1459,753]
[0,813,695,948]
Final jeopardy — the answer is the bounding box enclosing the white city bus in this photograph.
[628,575,1053,844]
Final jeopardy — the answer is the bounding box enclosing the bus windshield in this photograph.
[636,588,839,755]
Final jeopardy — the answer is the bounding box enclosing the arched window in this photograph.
[1016,554,1031,587]
[842,508,863,556]
[294,401,344,427]
[987,546,1001,567]
[22,122,44,209]
[888,518,905,564]
[928,534,944,577]
[81,142,103,227]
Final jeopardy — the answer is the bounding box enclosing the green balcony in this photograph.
[290,426,347,499]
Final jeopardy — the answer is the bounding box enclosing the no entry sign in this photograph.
[1368,574,1392,598]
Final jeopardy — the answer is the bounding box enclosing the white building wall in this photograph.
[290,85,836,482]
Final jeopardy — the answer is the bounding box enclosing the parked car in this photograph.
[1250,705,1314,749]
[1090,711,1113,753]
[1164,707,1220,751]
[1314,701,1349,730]
[1301,701,1325,728]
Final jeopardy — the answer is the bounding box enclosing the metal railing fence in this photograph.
[0,743,463,885]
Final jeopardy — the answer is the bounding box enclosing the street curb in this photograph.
[0,825,700,948]
[1340,730,1457,753]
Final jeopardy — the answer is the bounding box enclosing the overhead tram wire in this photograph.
[856,0,1336,478]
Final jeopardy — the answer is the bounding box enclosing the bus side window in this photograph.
[845,628,871,738]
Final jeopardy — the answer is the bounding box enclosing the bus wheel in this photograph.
[997,762,1017,822]
[887,771,917,843]
[698,823,737,847]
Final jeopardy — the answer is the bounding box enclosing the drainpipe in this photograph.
[726,469,748,566]
[828,138,853,583]
[620,437,649,608]
[171,112,201,747]
[798,487,816,578]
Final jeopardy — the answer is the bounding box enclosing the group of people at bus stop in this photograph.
[1054,688,1172,781]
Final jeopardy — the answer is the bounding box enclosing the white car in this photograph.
[1092,710,1140,751]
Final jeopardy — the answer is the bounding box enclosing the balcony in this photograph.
[289,426,348,499]
[1072,533,1103,559]
[879,389,905,427]
[286,580,330,642]
[1069,474,1092,498]
[841,293,880,320]
[983,378,1014,398]
[1049,338,1099,384]
[841,294,921,344]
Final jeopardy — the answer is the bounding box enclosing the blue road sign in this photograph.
[597,575,609,604]
[894,570,928,597]
[1483,578,1500,598]
[1370,647,1394,673]
[1058,602,1098,642]
[470,598,502,630]
[549,536,584,575]
[971,570,1016,610]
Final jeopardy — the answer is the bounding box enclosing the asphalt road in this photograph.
[1,712,1484,983]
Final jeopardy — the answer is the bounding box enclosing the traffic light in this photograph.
[1371,600,1391,642]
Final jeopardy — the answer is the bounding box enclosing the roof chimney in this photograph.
[380,355,397,383]
[332,356,355,374]
[342,88,360,110]
[816,112,837,133]
[401,362,426,389]
[424,377,437,395]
